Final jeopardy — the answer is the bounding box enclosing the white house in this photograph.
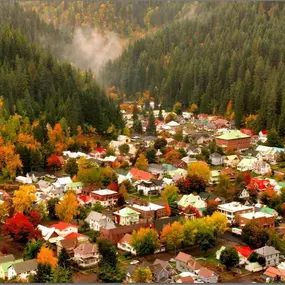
[113,207,140,226]
[254,246,280,267]
[252,160,271,175]
[237,157,258,172]
[53,176,73,191]
[117,233,137,255]
[259,130,268,143]
[49,222,78,237]
[238,189,250,200]
[7,259,37,281]
[209,153,223,166]
[217,202,254,224]
[85,211,116,231]
[16,175,32,184]
[210,170,221,185]
[37,225,64,244]
[223,155,240,168]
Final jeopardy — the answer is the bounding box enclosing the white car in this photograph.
[130,260,140,265]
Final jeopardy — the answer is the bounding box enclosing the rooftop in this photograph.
[240,211,274,219]
[132,202,164,212]
[218,202,253,212]
[92,189,118,195]
[217,130,250,140]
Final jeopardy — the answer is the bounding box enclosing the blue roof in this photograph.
[273,147,285,152]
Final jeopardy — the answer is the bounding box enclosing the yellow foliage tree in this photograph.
[161,185,179,205]
[0,201,10,223]
[37,246,57,268]
[135,153,148,171]
[188,161,211,183]
[133,267,152,283]
[161,221,184,255]
[206,212,229,235]
[13,185,36,213]
[119,183,128,200]
[55,191,79,222]
[189,103,198,113]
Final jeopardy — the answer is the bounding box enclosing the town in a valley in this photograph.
[0,0,284,284]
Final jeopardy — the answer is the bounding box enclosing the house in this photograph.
[209,153,223,166]
[128,168,153,181]
[169,159,188,170]
[117,233,136,255]
[187,146,201,157]
[175,252,194,272]
[91,189,119,207]
[125,264,137,283]
[197,267,218,283]
[262,266,285,282]
[213,118,230,129]
[254,246,280,267]
[252,160,271,175]
[37,225,63,244]
[0,257,23,280]
[217,202,254,224]
[234,245,253,265]
[259,130,268,143]
[239,211,275,228]
[73,242,99,268]
[237,157,258,172]
[50,222,78,237]
[136,179,163,196]
[238,189,250,200]
[223,155,240,168]
[129,200,167,220]
[256,145,281,164]
[53,176,73,191]
[150,259,171,282]
[113,207,140,226]
[148,164,164,176]
[216,130,251,151]
[85,211,116,231]
[65,182,83,194]
[7,259,37,281]
[247,178,272,192]
[199,191,222,203]
[77,195,96,206]
[210,170,221,185]
[57,237,79,257]
[175,275,194,283]
[16,176,32,184]
[178,194,207,213]
[64,232,89,242]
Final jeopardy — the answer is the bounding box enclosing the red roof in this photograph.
[129,168,153,181]
[96,147,105,153]
[260,130,268,135]
[179,276,194,283]
[198,267,215,278]
[247,178,271,191]
[50,222,78,231]
[234,245,253,258]
[65,232,87,239]
[155,120,163,126]
[78,195,94,204]
[241,129,254,137]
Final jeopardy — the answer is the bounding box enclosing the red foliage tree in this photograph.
[183,205,202,218]
[165,203,171,216]
[188,175,206,194]
[28,211,41,227]
[176,177,192,194]
[1,246,8,254]
[47,154,63,169]
[108,181,118,191]
[3,213,37,242]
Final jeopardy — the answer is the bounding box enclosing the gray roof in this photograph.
[0,254,15,264]
[255,246,280,257]
[85,211,116,230]
[210,152,222,158]
[11,259,37,274]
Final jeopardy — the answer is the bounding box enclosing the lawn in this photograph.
[129,193,162,203]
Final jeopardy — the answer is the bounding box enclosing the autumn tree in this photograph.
[64,158,78,177]
[161,185,179,208]
[164,149,181,162]
[133,267,153,283]
[37,246,58,268]
[214,174,235,202]
[135,153,148,171]
[119,183,128,200]
[189,103,198,114]
[131,228,160,256]
[188,161,210,183]
[161,221,184,255]
[47,198,60,220]
[12,185,36,214]
[47,153,63,169]
[3,213,37,242]
[173,102,182,115]
[0,201,10,223]
[55,191,79,222]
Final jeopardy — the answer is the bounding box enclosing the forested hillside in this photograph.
[21,0,186,40]
[0,2,123,134]
[103,2,285,135]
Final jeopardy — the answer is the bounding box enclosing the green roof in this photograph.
[67,182,83,188]
[260,207,275,215]
[116,207,140,217]
[0,259,23,273]
[217,130,250,140]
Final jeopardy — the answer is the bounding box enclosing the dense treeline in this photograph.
[0,3,123,134]
[103,2,285,134]
[21,0,186,39]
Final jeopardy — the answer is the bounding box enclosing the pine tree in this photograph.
[146,109,156,136]
[58,248,70,269]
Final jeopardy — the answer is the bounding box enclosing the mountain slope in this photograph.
[0,2,123,134]
[103,2,285,134]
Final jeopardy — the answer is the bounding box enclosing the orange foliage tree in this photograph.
[37,246,57,268]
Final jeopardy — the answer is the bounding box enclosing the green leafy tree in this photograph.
[58,248,70,269]
[195,231,216,254]
[64,158,78,177]
[23,240,44,260]
[220,247,240,269]
[52,266,73,283]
